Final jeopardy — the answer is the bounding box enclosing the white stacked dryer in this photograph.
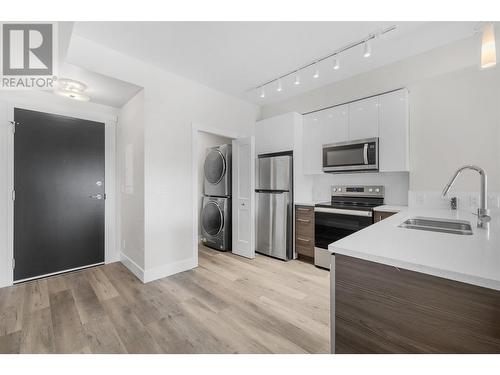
[201,144,232,251]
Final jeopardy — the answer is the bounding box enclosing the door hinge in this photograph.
[12,190,15,201]
[8,121,18,134]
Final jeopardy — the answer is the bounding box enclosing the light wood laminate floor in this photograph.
[0,246,330,353]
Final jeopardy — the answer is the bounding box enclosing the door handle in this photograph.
[90,194,104,200]
[298,219,310,223]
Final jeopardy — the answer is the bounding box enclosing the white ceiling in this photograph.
[56,22,142,108]
[71,21,476,105]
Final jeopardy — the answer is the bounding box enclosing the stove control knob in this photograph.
[369,188,373,192]
[333,188,337,192]
[375,188,380,193]
[338,188,342,192]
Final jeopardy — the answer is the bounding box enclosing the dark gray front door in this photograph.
[14,108,105,281]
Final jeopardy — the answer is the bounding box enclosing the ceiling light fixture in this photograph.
[363,40,372,58]
[276,80,283,92]
[249,25,397,97]
[54,78,90,102]
[259,87,266,98]
[481,23,496,69]
[333,58,340,70]
[294,73,301,85]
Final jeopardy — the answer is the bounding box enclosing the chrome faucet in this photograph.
[442,165,490,228]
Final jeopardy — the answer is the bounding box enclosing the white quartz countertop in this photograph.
[373,205,408,213]
[329,208,500,291]
[294,201,318,207]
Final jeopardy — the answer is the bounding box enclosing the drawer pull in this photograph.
[297,208,311,211]
[297,237,310,242]
[298,219,310,223]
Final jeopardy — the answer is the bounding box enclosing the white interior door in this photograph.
[232,136,255,259]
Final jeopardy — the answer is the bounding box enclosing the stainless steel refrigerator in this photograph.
[255,152,293,261]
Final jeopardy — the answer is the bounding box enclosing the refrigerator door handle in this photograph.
[270,193,276,255]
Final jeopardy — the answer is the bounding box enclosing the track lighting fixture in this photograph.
[250,25,397,99]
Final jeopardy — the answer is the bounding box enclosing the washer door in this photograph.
[204,149,226,185]
[202,201,224,236]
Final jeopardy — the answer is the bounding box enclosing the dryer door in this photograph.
[201,201,224,236]
[204,149,226,185]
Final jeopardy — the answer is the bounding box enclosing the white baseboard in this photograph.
[143,256,198,283]
[120,252,197,284]
[119,252,145,282]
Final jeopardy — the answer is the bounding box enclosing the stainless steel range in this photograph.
[314,185,384,269]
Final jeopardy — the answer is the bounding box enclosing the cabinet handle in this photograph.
[297,208,310,211]
[297,237,310,242]
[298,219,310,223]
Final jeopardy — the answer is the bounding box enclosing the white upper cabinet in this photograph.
[302,105,348,175]
[302,112,323,175]
[255,113,297,155]
[323,105,349,145]
[348,96,379,140]
[378,89,409,172]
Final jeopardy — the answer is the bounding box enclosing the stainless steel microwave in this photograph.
[322,137,379,173]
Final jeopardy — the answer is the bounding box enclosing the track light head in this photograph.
[363,40,372,58]
[294,73,301,85]
[313,67,320,79]
[333,58,340,70]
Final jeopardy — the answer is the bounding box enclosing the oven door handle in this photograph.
[363,143,369,165]
[314,207,373,217]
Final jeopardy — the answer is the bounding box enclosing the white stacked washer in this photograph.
[201,144,232,251]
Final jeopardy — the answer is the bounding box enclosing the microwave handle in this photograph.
[363,143,368,165]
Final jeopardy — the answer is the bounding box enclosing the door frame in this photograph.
[3,101,118,287]
[191,122,243,267]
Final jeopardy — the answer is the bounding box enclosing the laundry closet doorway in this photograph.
[191,123,256,265]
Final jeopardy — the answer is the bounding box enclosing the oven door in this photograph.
[314,207,373,250]
[322,138,378,173]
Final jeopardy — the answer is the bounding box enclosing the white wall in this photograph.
[67,35,259,282]
[261,35,500,197]
[197,131,232,238]
[0,90,118,288]
[117,90,145,272]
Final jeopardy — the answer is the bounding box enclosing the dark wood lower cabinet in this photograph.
[333,254,500,353]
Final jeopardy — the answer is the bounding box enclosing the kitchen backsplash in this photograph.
[312,172,410,205]
[409,190,500,210]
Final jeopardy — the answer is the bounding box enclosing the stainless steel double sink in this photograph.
[398,216,473,235]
